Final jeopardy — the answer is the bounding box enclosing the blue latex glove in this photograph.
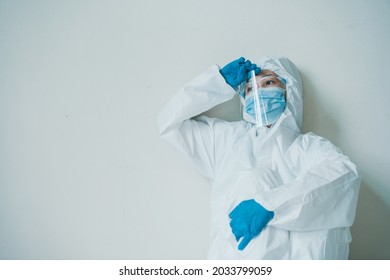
[229,199,274,250]
[220,57,261,88]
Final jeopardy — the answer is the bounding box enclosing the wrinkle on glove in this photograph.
[229,199,274,250]
[220,57,260,88]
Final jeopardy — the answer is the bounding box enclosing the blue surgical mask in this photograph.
[243,87,286,126]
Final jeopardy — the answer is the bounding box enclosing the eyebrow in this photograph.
[258,74,277,79]
[247,74,276,83]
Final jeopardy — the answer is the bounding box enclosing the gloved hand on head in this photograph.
[220,57,261,88]
[229,199,274,251]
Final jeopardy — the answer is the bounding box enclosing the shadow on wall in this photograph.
[300,71,390,260]
[350,181,390,259]
[300,71,340,144]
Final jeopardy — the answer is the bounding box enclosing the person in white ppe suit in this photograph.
[157,56,361,259]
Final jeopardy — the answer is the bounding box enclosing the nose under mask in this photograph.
[243,87,286,126]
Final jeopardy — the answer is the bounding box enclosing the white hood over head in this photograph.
[256,56,303,130]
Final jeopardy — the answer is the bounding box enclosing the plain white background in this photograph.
[0,0,389,259]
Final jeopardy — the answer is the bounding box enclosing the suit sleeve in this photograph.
[254,132,361,231]
[157,65,236,179]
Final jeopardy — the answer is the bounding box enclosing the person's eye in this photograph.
[265,80,275,86]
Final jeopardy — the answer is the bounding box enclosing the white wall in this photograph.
[0,0,389,259]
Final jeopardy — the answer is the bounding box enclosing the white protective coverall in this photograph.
[157,56,361,259]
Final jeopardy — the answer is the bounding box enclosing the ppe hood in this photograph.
[241,56,303,131]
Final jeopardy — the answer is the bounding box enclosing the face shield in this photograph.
[238,70,287,128]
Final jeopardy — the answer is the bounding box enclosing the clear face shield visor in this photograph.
[238,71,287,128]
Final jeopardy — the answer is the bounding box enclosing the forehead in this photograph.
[257,69,277,79]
